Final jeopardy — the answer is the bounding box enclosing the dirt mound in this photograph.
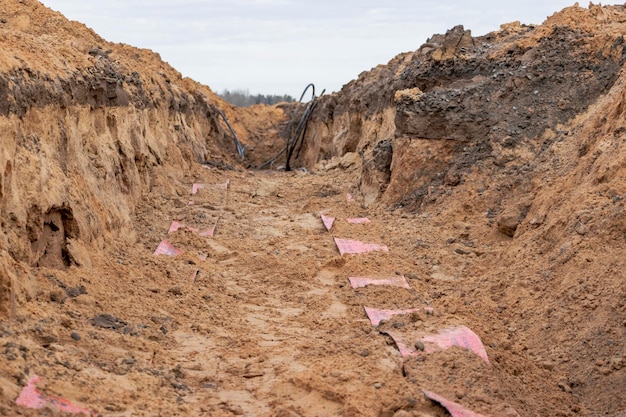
[1,1,626,416]
[306,3,626,416]
[0,0,288,267]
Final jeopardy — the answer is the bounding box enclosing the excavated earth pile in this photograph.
[0,1,625,416]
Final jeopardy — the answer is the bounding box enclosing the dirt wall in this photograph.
[299,5,626,210]
[298,6,626,413]
[0,0,290,326]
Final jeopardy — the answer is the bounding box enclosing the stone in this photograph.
[339,152,359,169]
[66,286,86,298]
[430,272,457,282]
[91,314,127,330]
[497,203,531,237]
[49,290,66,303]
[168,286,183,296]
[40,334,58,346]
[575,222,589,235]
[558,378,572,393]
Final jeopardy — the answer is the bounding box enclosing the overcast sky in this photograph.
[39,1,595,98]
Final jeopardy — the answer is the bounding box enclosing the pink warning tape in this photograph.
[191,183,203,195]
[386,326,489,363]
[386,330,421,357]
[153,240,183,256]
[168,221,215,237]
[319,214,370,231]
[319,212,335,231]
[346,217,370,224]
[421,326,489,363]
[423,390,488,417]
[334,237,388,255]
[168,220,184,233]
[191,180,230,195]
[364,306,434,326]
[349,276,410,289]
[199,225,215,237]
[16,375,97,416]
[185,224,216,237]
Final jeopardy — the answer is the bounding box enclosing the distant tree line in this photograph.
[218,89,295,107]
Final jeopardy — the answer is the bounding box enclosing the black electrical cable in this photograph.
[285,84,323,171]
[257,83,323,170]
[214,107,245,159]
[294,89,324,160]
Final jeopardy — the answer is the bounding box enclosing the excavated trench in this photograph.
[1,1,626,416]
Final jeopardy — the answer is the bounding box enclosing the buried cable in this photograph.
[285,84,323,171]
[294,90,324,160]
[214,107,245,159]
[258,145,287,169]
[257,83,323,170]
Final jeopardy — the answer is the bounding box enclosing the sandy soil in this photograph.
[0,160,589,416]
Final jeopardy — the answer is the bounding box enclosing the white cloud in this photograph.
[40,0,613,97]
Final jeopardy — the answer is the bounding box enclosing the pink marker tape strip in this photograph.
[319,212,335,231]
[199,225,216,237]
[168,221,215,237]
[192,180,230,194]
[364,306,434,326]
[386,326,489,363]
[191,183,204,195]
[168,220,184,233]
[423,390,488,417]
[334,238,388,255]
[346,217,370,224]
[16,375,97,416]
[153,240,183,256]
[349,276,410,289]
